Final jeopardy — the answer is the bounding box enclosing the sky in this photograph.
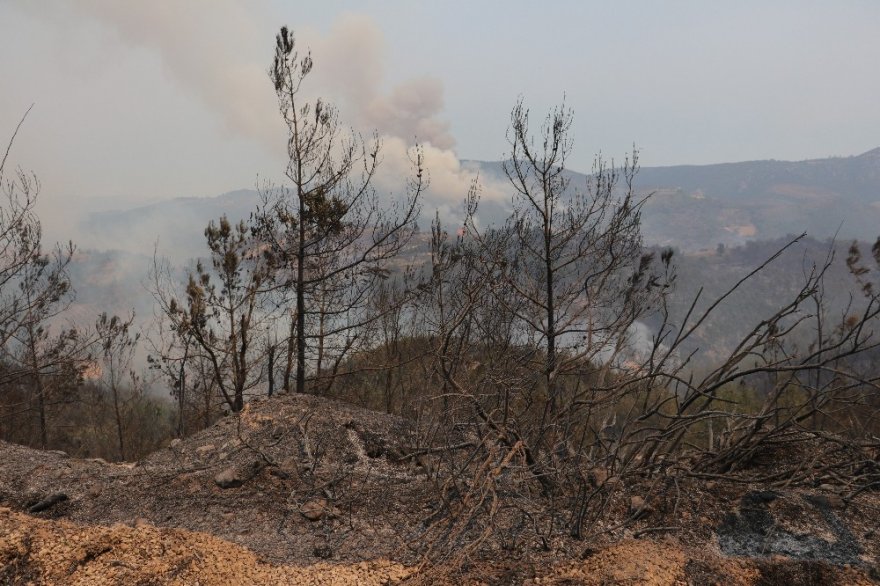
[1,1,879,242]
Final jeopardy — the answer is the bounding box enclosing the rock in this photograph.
[195,444,216,457]
[28,493,68,513]
[133,517,150,528]
[301,499,328,521]
[214,467,243,489]
[269,468,290,480]
[278,457,298,474]
[824,495,845,509]
[589,467,608,487]
[705,481,717,491]
[169,439,182,449]
[214,459,267,489]
[808,493,846,510]
[629,496,652,518]
[87,485,102,498]
[415,455,435,477]
[300,498,339,522]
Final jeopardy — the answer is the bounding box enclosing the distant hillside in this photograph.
[469,148,880,251]
[653,236,865,365]
[78,149,880,258]
[78,189,262,260]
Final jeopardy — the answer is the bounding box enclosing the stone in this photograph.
[824,495,845,509]
[169,439,182,449]
[214,467,243,489]
[214,459,266,489]
[278,457,299,474]
[300,498,339,522]
[416,455,435,477]
[629,495,652,518]
[589,467,608,487]
[269,467,290,480]
[28,493,68,513]
[301,499,328,521]
[195,444,216,457]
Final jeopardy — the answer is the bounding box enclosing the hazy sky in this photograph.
[1,1,879,239]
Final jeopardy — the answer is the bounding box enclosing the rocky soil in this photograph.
[1,392,878,584]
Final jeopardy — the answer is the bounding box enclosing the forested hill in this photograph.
[79,149,880,259]
[469,147,880,250]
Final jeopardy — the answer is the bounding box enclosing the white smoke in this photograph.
[18,2,510,229]
[33,0,281,152]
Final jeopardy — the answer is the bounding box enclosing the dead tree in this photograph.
[415,106,880,561]
[451,99,667,492]
[252,26,424,395]
[150,216,273,413]
[0,110,86,448]
[94,312,140,461]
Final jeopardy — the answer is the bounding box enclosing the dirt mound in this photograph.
[1,392,879,584]
[542,540,749,585]
[0,507,409,585]
[0,393,432,564]
[4,511,876,585]
[540,539,876,586]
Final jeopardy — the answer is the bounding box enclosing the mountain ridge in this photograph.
[78,148,880,257]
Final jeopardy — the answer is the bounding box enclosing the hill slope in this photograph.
[1,392,878,584]
[471,148,880,250]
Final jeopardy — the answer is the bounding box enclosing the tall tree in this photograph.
[253,27,424,395]
[151,216,273,413]
[94,312,139,461]
[0,109,85,448]
[466,100,658,414]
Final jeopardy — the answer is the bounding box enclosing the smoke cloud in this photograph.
[15,2,509,237]
[36,0,281,152]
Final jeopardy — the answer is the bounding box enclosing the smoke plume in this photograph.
[19,2,509,234]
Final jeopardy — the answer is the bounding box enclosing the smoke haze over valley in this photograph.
[3,0,879,396]
[3,1,880,248]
